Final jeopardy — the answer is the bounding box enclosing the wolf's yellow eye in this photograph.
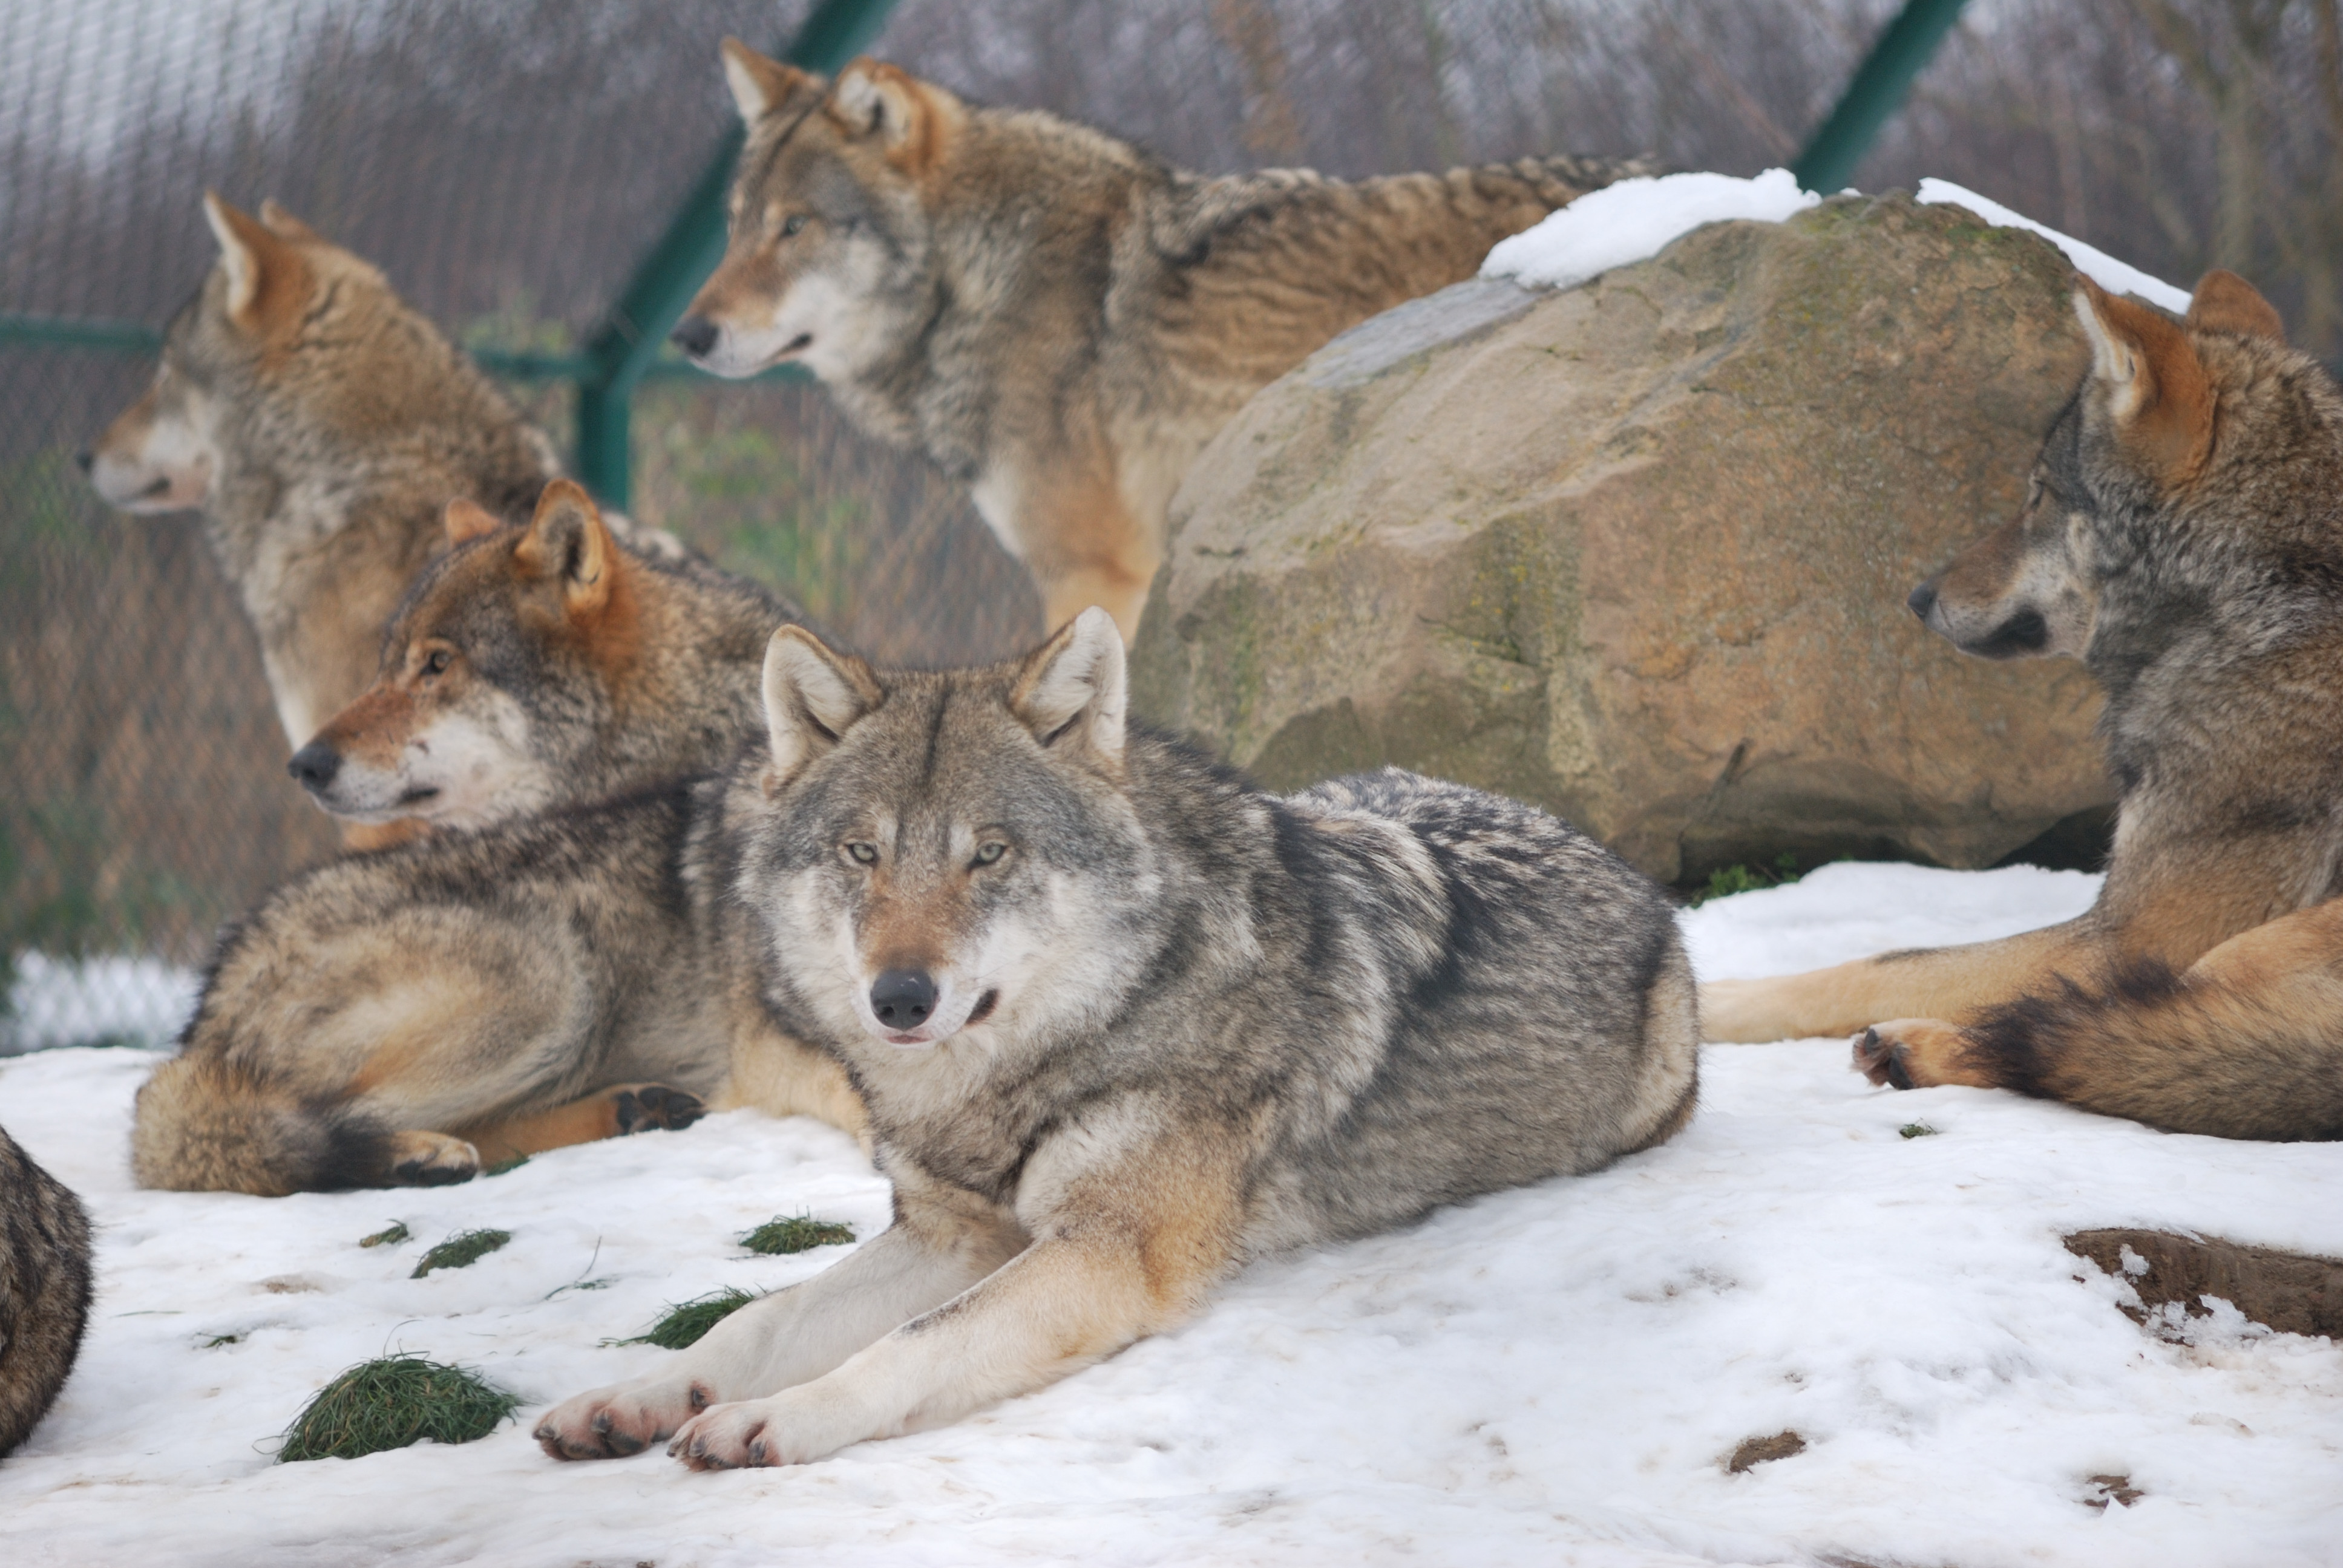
[782,214,807,237]
[845,841,879,865]
[972,841,1007,867]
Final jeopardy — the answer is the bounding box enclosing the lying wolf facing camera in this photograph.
[537,607,1697,1468]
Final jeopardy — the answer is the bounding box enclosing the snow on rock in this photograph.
[2,863,2338,1567]
[1915,178,2192,313]
[1481,168,1818,290]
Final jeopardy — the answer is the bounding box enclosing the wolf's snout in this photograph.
[1906,580,1938,621]
[287,741,341,793]
[670,315,720,359]
[870,970,937,1030]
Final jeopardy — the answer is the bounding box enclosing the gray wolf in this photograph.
[289,480,795,831]
[0,1125,91,1458]
[82,195,674,847]
[672,43,1653,641]
[1702,270,2343,1142]
[533,607,1697,1468]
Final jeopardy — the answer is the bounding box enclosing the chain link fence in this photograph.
[5,0,2335,1050]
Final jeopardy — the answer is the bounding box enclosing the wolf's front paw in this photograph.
[613,1083,706,1135]
[385,1130,479,1186]
[536,1376,710,1462]
[668,1387,868,1470]
[1853,1019,1981,1089]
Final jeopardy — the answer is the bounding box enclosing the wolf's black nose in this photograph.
[73,449,94,474]
[670,315,720,359]
[870,969,938,1030]
[1906,580,1938,621]
[287,742,341,792]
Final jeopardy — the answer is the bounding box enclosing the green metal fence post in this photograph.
[571,0,903,509]
[1791,0,1972,195]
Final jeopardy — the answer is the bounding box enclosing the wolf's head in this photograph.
[669,42,969,385]
[740,607,1161,1057]
[1907,269,2334,675]
[84,194,549,518]
[289,482,637,828]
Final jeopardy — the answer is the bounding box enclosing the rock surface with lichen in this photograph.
[1129,192,2115,883]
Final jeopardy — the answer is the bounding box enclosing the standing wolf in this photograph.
[536,607,1697,1469]
[1702,271,2343,1142]
[672,44,1653,640]
[0,1126,92,1459]
[82,195,673,842]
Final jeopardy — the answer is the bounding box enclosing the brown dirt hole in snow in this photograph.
[1725,1429,1806,1472]
[2063,1229,2343,1339]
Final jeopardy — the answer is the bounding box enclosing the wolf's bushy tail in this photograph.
[1962,961,2343,1142]
[0,1126,92,1456]
[131,1054,390,1196]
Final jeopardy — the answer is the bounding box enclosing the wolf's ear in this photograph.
[762,625,881,782]
[720,38,813,124]
[257,200,323,244]
[203,191,311,338]
[2185,269,2285,344]
[513,480,619,616]
[828,59,957,173]
[2073,277,2215,485]
[1012,607,1127,768]
[442,498,502,547]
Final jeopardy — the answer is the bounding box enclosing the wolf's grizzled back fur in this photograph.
[0,1126,93,1457]
[534,610,1696,1469]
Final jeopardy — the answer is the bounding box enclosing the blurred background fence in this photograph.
[4,0,2338,1050]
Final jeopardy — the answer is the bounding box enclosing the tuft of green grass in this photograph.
[614,1287,759,1350]
[740,1214,856,1255]
[1689,852,1808,906]
[482,1154,531,1177]
[1899,1122,1941,1139]
[359,1221,410,1249]
[410,1228,511,1279]
[277,1353,520,1462]
[202,1333,243,1349]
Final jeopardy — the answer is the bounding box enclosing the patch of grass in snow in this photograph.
[1899,1122,1941,1139]
[359,1221,410,1249]
[741,1214,856,1255]
[410,1227,511,1278]
[1686,852,1809,905]
[614,1287,759,1350]
[277,1354,520,1462]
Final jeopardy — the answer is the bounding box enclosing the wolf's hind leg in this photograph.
[1701,916,2102,1042]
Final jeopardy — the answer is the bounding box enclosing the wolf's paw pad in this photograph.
[1852,1027,1915,1090]
[614,1084,705,1135]
[386,1130,480,1186]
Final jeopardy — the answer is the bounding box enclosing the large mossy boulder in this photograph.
[1129,193,2114,883]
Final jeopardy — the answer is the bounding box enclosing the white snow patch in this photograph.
[2,862,2338,1567]
[1916,178,2192,314]
[4,952,198,1054]
[1481,168,1820,291]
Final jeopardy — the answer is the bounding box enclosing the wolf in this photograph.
[82,195,675,845]
[532,607,1698,1469]
[0,1126,93,1459]
[672,43,1654,641]
[289,480,795,831]
[1700,270,2343,1142]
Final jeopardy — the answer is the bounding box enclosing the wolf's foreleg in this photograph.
[667,1128,1248,1469]
[535,1195,1021,1461]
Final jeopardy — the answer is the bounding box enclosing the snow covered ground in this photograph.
[2,861,2337,1568]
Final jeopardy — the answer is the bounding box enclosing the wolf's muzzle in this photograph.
[670,315,720,360]
[870,969,938,1030]
[287,741,341,793]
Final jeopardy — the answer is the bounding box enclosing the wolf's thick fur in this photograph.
[0,1126,92,1458]
[534,609,1697,1469]
[292,481,796,830]
[84,197,674,844]
[1701,270,2343,1142]
[131,773,867,1195]
[675,45,1653,639]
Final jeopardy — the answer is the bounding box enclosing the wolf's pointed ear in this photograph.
[720,38,812,124]
[762,626,881,782]
[2073,277,2215,485]
[2185,269,2286,344]
[828,59,958,173]
[1012,607,1127,768]
[513,480,620,616]
[442,497,502,547]
[257,200,323,244]
[203,191,310,337]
